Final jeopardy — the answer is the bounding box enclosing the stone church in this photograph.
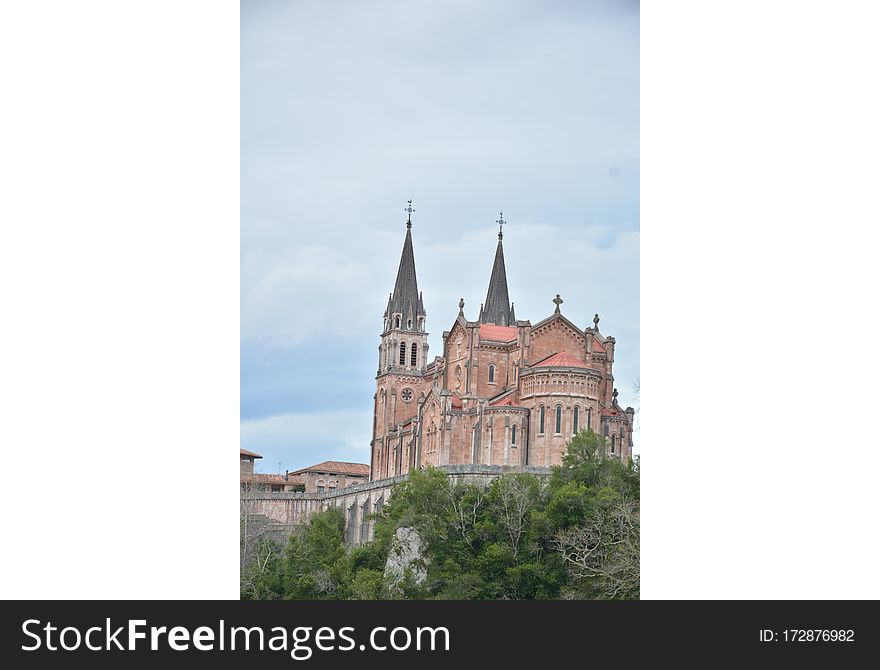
[370,205,634,481]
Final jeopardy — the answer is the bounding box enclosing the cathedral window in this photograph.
[555,404,562,434]
[539,406,545,434]
[511,425,517,446]
[587,408,592,432]
[408,319,413,329]
[411,342,418,367]
[573,406,579,434]
[488,364,495,384]
[611,435,616,454]
[399,342,406,365]
[395,316,401,328]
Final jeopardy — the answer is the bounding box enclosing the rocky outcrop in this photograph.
[384,527,427,590]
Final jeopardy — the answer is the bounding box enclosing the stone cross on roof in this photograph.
[553,294,563,313]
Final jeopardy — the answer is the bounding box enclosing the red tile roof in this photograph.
[240,448,262,459]
[241,473,304,488]
[451,393,463,409]
[479,323,518,342]
[592,337,606,353]
[601,407,621,417]
[489,395,518,407]
[288,460,370,477]
[244,473,287,483]
[533,352,588,368]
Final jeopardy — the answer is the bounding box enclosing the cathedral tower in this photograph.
[372,201,429,479]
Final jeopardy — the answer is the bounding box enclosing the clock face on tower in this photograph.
[401,388,414,403]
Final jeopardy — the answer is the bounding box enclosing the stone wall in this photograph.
[241,464,551,547]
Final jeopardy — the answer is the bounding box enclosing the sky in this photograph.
[241,0,639,475]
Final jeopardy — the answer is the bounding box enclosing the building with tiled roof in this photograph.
[240,448,262,477]
[240,449,306,492]
[286,460,369,494]
[371,206,634,478]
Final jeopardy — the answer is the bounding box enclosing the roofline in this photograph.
[287,461,371,476]
[530,312,587,336]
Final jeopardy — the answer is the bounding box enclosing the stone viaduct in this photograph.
[242,464,551,547]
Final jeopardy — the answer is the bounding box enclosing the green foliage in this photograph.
[241,433,639,600]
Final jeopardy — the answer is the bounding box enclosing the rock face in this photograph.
[384,527,427,590]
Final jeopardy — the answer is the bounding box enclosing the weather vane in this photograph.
[405,199,415,228]
[496,211,506,239]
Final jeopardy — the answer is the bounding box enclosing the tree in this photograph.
[553,496,639,599]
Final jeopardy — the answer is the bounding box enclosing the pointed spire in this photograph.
[480,213,515,326]
[387,201,425,330]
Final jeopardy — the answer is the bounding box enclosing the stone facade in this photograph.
[240,449,260,476]
[370,213,635,481]
[286,460,370,494]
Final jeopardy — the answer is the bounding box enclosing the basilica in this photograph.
[370,204,634,481]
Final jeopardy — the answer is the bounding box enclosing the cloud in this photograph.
[240,409,374,472]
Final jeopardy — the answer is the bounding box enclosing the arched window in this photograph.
[511,425,517,446]
[555,405,562,434]
[603,422,609,437]
[399,342,406,365]
[407,318,412,329]
[411,342,417,367]
[539,406,545,434]
[611,435,616,454]
[573,406,579,434]
[329,481,337,491]
[395,316,400,328]
[587,408,592,432]
[488,364,495,383]
[316,479,325,493]
[418,317,424,331]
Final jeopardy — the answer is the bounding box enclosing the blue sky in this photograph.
[241,0,639,475]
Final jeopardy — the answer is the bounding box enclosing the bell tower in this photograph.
[371,201,429,479]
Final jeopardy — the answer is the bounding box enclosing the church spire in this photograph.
[480,211,515,326]
[387,200,425,331]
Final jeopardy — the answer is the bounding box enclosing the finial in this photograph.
[553,294,563,314]
[405,199,415,228]
[496,211,506,239]
[458,298,465,317]
[593,313,600,329]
